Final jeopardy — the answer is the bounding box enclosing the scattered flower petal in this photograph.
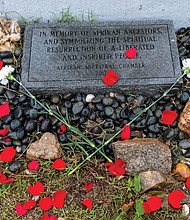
[182,204,190,216]
[52,189,67,208]
[146,196,162,212]
[0,102,10,118]
[186,177,190,188]
[81,199,93,210]
[16,204,27,216]
[108,164,125,176]
[60,124,67,134]
[102,70,119,86]
[142,201,151,214]
[28,181,44,196]
[161,110,178,125]
[125,48,137,59]
[40,212,57,220]
[28,160,39,170]
[115,159,126,169]
[23,199,36,210]
[168,190,186,209]
[0,60,3,70]
[0,127,9,136]
[52,159,66,171]
[120,125,130,140]
[39,197,52,211]
[0,147,16,162]
[0,171,14,184]
[103,162,113,167]
[85,182,93,192]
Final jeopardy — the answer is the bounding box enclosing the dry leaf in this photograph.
[172,162,190,179]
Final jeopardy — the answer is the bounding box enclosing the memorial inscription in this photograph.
[22,21,181,94]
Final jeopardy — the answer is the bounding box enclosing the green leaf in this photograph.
[127,177,133,188]
[115,211,126,220]
[127,192,133,199]
[135,199,144,216]
[133,173,141,193]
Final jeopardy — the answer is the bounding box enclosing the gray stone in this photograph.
[112,138,172,175]
[22,21,181,95]
[139,170,167,192]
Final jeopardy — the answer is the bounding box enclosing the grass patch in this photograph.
[0,156,186,220]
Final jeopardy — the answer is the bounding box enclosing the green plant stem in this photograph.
[68,71,187,175]
[12,77,111,162]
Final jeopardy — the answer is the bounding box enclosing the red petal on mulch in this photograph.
[81,199,93,210]
[115,159,126,169]
[0,127,9,136]
[59,124,67,134]
[125,48,137,59]
[168,190,186,209]
[0,147,16,162]
[108,164,125,176]
[142,201,151,214]
[0,171,13,184]
[4,137,11,142]
[147,196,162,212]
[52,159,66,171]
[0,60,3,70]
[40,212,57,220]
[28,160,39,170]
[103,162,113,167]
[186,177,190,188]
[52,189,67,208]
[28,181,44,196]
[102,70,119,86]
[85,182,93,192]
[15,204,27,216]
[23,200,36,210]
[161,110,178,125]
[120,125,130,140]
[0,102,10,118]
[39,197,52,211]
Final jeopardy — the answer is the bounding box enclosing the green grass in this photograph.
[0,157,186,220]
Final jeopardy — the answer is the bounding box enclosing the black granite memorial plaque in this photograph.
[22,20,181,94]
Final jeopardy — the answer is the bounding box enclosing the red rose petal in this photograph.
[102,70,119,86]
[0,171,14,184]
[81,199,93,210]
[125,48,137,59]
[0,60,3,70]
[168,190,186,209]
[147,196,162,212]
[0,102,10,118]
[115,159,126,169]
[39,197,52,211]
[108,164,125,176]
[41,212,49,220]
[103,162,113,167]
[0,127,9,136]
[0,147,16,162]
[49,215,57,220]
[52,189,67,208]
[161,110,178,125]
[60,124,67,134]
[142,201,151,214]
[28,181,44,196]
[23,199,36,210]
[186,177,190,188]
[85,182,93,192]
[120,125,130,140]
[16,204,27,216]
[28,160,39,170]
[52,159,66,171]
[4,137,11,142]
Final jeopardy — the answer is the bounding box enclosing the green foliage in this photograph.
[133,199,144,220]
[126,173,141,198]
[115,210,127,220]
